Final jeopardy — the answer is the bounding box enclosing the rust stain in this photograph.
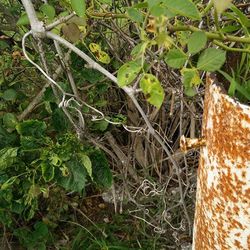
[180,135,206,152]
[192,74,250,250]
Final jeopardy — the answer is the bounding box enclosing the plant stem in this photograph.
[167,24,250,44]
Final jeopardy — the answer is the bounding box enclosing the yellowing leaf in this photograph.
[89,43,111,64]
[213,0,232,14]
[140,74,165,109]
[89,43,101,52]
[181,68,201,88]
[117,61,141,87]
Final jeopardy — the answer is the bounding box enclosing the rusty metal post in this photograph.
[192,75,250,249]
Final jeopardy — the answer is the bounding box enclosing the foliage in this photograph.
[1,0,250,248]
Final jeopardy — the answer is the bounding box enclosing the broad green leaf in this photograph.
[57,159,87,193]
[163,0,200,20]
[40,4,55,20]
[16,13,30,26]
[127,8,144,23]
[213,0,232,14]
[17,12,43,26]
[147,0,161,9]
[117,61,141,87]
[187,31,207,54]
[90,150,112,188]
[140,74,165,108]
[184,87,196,97]
[181,68,201,88]
[165,49,187,69]
[79,154,92,180]
[150,5,165,17]
[131,42,148,58]
[71,0,86,17]
[41,162,55,182]
[16,120,47,138]
[3,113,18,129]
[197,48,226,72]
[2,89,17,101]
[0,147,18,170]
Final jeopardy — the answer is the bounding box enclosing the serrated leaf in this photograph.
[163,0,200,20]
[2,89,17,101]
[117,61,141,87]
[213,0,232,14]
[79,154,92,180]
[197,48,226,72]
[187,31,207,54]
[71,0,86,17]
[40,4,55,20]
[127,8,144,23]
[165,49,187,69]
[140,74,165,108]
[41,162,55,182]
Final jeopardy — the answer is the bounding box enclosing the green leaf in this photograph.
[0,147,18,170]
[90,150,112,188]
[3,113,18,129]
[163,0,200,20]
[187,31,207,54]
[140,74,165,109]
[230,5,250,28]
[79,154,92,180]
[147,0,161,9]
[181,68,201,88]
[71,0,86,17]
[52,108,69,132]
[150,5,165,17]
[213,0,232,14]
[165,49,187,69]
[127,8,144,23]
[17,12,43,26]
[40,4,55,20]
[117,61,141,87]
[2,89,17,101]
[16,120,47,138]
[41,162,55,182]
[197,48,226,72]
[57,159,87,193]
[16,13,30,26]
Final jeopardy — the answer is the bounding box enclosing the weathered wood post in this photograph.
[181,74,250,249]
